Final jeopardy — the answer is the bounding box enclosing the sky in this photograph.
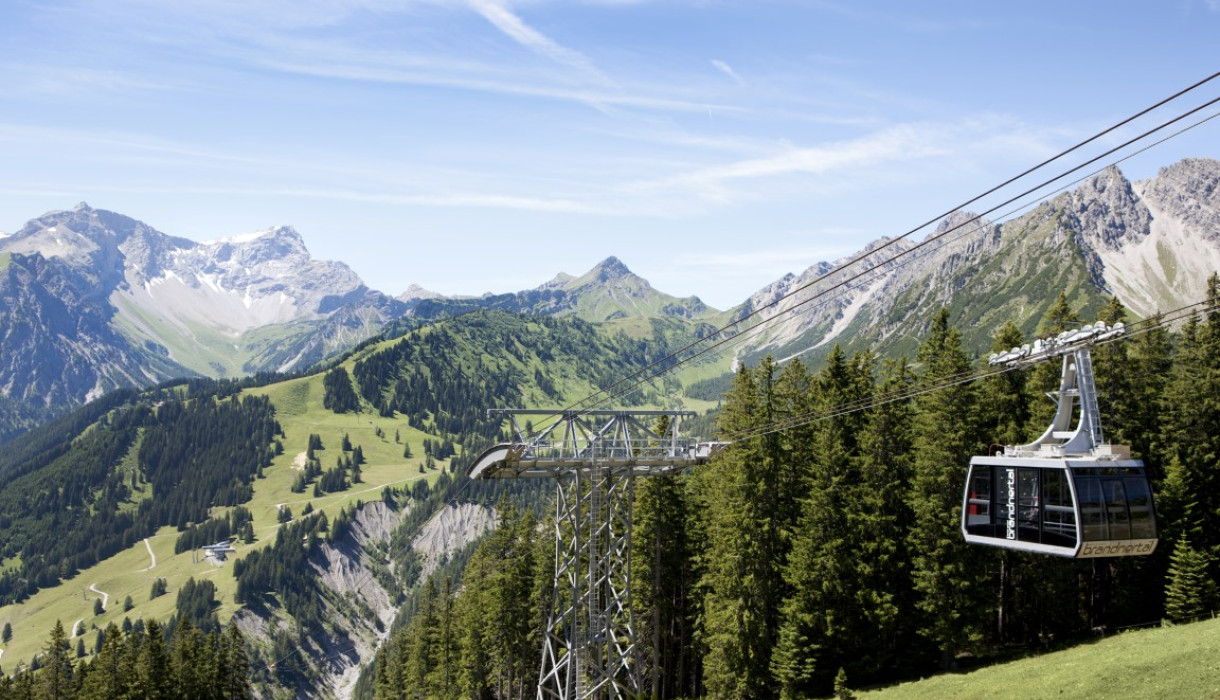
[1,0,1219,309]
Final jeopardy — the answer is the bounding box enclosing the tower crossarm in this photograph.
[468,409,726,480]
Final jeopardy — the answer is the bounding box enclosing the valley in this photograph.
[0,158,1219,699]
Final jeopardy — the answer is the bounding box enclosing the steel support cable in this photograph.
[615,105,1220,397]
[721,297,1218,444]
[553,71,1220,421]
[732,297,1213,442]
[727,299,1214,443]
[547,73,1220,422]
[566,94,1220,419]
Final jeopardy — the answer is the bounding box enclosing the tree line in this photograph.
[368,283,1220,699]
[0,618,251,700]
[0,394,281,605]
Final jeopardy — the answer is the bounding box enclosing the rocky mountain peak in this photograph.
[932,211,984,237]
[537,272,576,290]
[398,284,443,303]
[2,205,189,291]
[1135,157,1220,241]
[589,256,639,284]
[205,225,310,265]
[1067,165,1149,252]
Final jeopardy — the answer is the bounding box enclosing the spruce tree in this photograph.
[79,623,128,700]
[906,309,989,669]
[693,358,796,699]
[1091,297,1130,446]
[1164,535,1220,623]
[847,356,919,678]
[221,624,252,700]
[135,619,172,700]
[37,620,74,700]
[1164,275,1220,564]
[633,471,696,699]
[773,350,871,698]
[979,321,1030,447]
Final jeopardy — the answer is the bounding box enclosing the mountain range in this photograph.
[1,157,1219,438]
[0,156,1218,698]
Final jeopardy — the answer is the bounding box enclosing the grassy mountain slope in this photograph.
[0,310,701,694]
[411,257,725,330]
[860,617,1220,700]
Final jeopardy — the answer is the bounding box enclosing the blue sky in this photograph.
[2,0,1218,308]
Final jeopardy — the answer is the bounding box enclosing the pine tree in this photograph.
[1164,275,1220,565]
[773,350,869,698]
[906,309,989,669]
[694,357,800,699]
[1164,535,1220,623]
[979,321,1030,447]
[2,621,11,643]
[37,620,75,700]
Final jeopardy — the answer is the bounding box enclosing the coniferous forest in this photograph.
[0,617,251,700]
[0,393,281,605]
[365,285,1220,700]
[3,283,1220,698]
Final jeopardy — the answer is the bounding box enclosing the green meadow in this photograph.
[0,366,445,672]
[860,616,1220,700]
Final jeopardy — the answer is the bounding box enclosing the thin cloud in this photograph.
[257,52,726,113]
[639,123,950,200]
[711,59,746,86]
[465,0,608,83]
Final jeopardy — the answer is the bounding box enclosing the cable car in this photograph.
[962,326,1158,558]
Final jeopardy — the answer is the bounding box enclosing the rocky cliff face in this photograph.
[0,250,186,421]
[731,158,1220,365]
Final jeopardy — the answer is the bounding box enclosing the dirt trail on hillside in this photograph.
[89,583,109,609]
[142,538,157,571]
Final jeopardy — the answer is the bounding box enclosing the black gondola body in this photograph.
[962,325,1158,558]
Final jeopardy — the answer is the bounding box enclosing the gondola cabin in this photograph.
[961,325,1158,558]
[963,453,1156,558]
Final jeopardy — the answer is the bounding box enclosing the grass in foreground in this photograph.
[859,616,1220,700]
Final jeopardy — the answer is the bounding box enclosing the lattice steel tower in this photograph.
[468,409,721,700]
